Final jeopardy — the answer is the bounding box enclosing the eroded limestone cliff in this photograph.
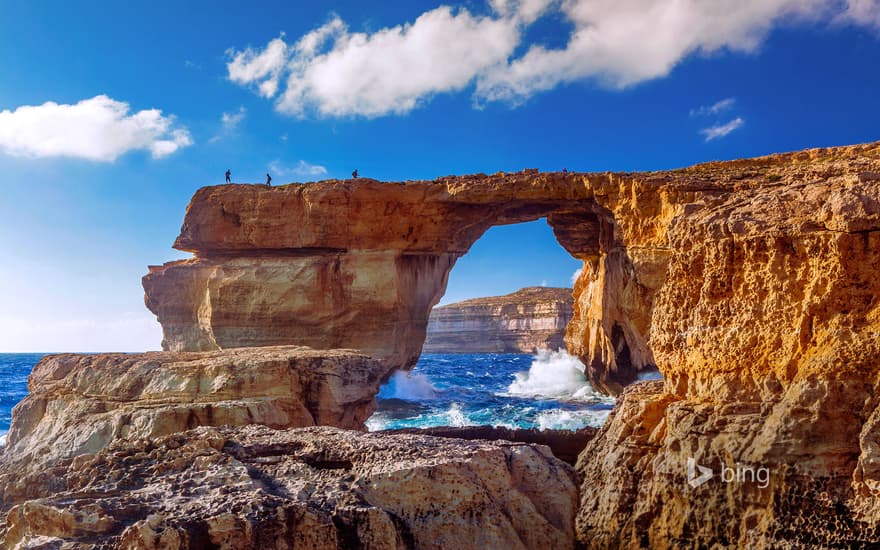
[138,141,880,546]
[423,286,573,353]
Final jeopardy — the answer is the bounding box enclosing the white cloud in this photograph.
[221,106,247,130]
[227,1,880,117]
[0,95,192,161]
[210,106,247,143]
[570,267,583,286]
[228,7,522,117]
[691,97,736,117]
[268,159,329,179]
[701,117,745,141]
[227,36,290,98]
[837,0,880,27]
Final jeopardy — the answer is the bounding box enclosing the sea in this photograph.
[0,349,619,445]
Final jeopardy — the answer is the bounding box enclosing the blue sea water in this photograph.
[0,350,617,445]
[0,353,43,445]
[366,350,617,431]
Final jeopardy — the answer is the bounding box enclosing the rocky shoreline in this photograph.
[3,141,880,547]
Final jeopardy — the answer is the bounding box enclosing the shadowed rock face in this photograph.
[1,425,578,549]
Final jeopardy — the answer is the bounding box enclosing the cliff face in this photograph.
[144,143,880,398]
[137,142,880,546]
[423,286,573,353]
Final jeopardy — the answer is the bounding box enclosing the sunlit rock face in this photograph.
[423,286,574,353]
[144,143,880,401]
[573,147,880,546]
[0,346,385,485]
[143,170,665,395]
[140,142,880,546]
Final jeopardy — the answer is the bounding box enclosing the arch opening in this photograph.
[366,215,657,432]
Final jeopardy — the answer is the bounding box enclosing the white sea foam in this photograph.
[507,349,603,401]
[442,403,472,427]
[377,371,438,400]
[536,409,611,430]
[364,414,389,432]
[0,430,7,447]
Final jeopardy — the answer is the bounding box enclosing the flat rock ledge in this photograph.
[0,346,386,476]
[1,425,578,549]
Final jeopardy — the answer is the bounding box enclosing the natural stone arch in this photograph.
[143,171,674,395]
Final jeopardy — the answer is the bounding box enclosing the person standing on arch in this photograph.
[266,173,272,187]
[352,169,358,179]
[225,169,231,184]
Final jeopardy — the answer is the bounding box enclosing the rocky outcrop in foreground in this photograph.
[576,380,880,547]
[423,287,573,353]
[1,347,384,480]
[1,425,578,549]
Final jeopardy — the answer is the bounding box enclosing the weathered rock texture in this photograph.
[386,425,596,466]
[1,425,578,549]
[0,347,384,478]
[571,144,880,546]
[423,286,573,353]
[141,142,880,546]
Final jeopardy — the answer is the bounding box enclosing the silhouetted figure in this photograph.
[562,167,568,175]
[352,169,358,179]
[225,169,231,183]
[266,173,272,186]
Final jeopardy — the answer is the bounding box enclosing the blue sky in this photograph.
[1,0,879,352]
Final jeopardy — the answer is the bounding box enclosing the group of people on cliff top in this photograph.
[224,168,361,186]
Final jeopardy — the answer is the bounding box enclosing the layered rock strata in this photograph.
[572,149,880,545]
[0,346,384,480]
[145,144,880,395]
[143,170,663,394]
[423,286,574,353]
[140,142,880,546]
[1,425,578,549]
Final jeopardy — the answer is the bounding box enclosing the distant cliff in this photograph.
[423,287,573,353]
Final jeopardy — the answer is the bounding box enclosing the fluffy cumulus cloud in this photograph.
[0,95,192,161]
[227,0,880,117]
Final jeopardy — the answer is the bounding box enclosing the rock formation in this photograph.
[142,169,661,394]
[423,286,573,353]
[3,141,879,547]
[1,425,578,549]
[0,347,384,480]
[386,425,596,466]
[138,141,880,546]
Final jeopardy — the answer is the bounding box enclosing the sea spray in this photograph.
[365,352,616,432]
[506,348,601,401]
[378,371,438,400]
